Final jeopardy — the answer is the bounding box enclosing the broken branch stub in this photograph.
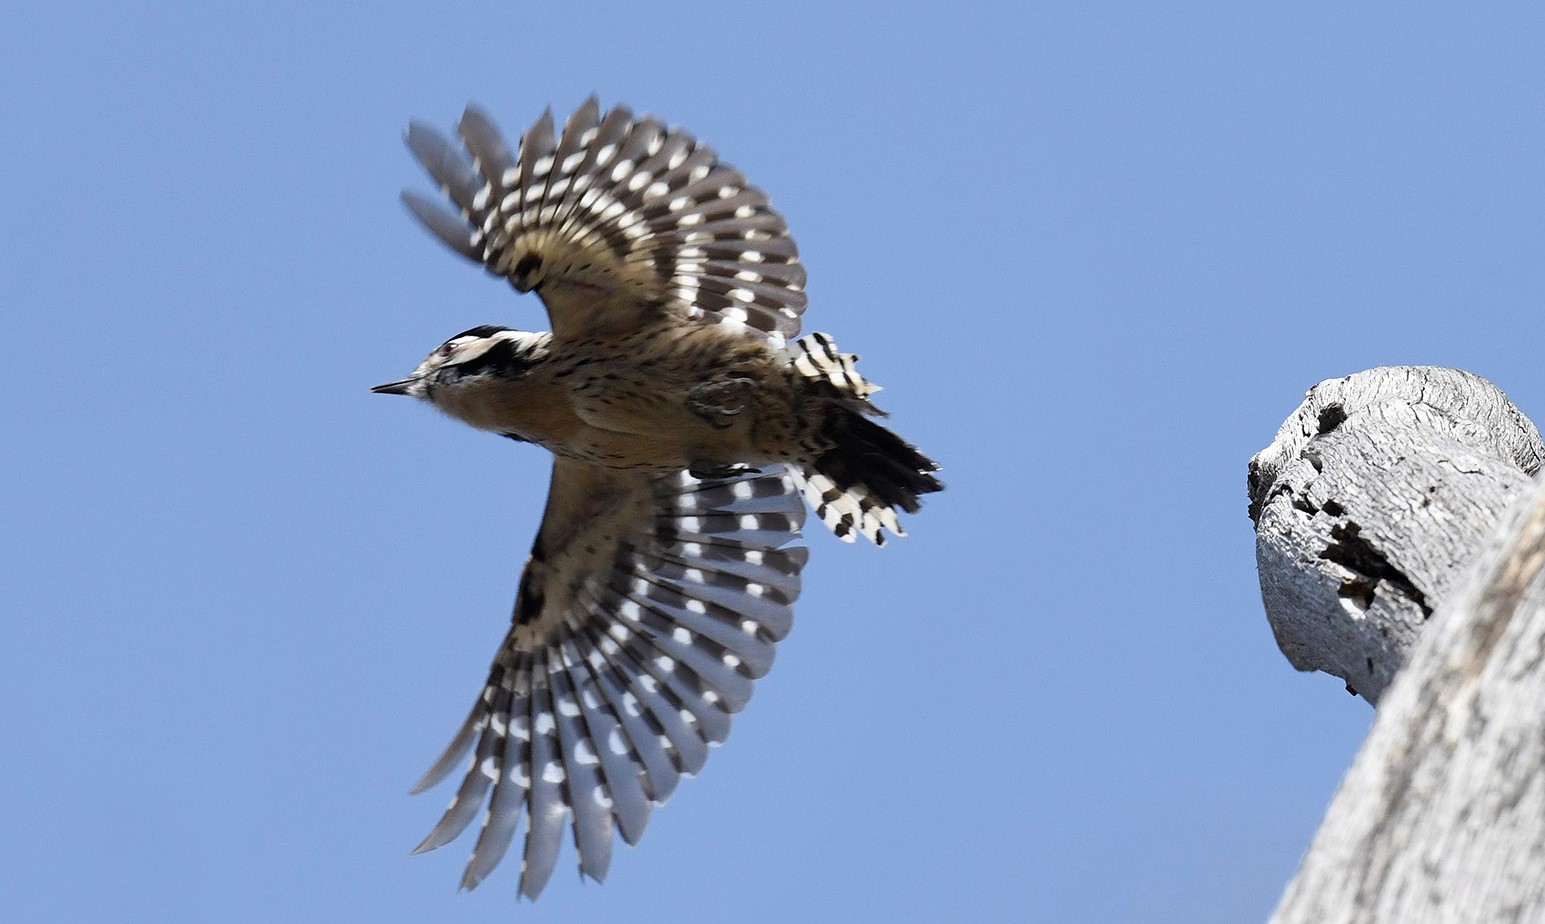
[1248,366,1542,704]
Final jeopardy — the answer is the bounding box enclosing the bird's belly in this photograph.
[447,336,802,473]
[563,361,780,471]
[561,395,770,473]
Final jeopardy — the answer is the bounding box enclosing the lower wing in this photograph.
[411,457,808,898]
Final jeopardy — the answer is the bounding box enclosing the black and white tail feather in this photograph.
[787,333,943,545]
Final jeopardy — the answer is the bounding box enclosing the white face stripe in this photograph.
[448,329,543,363]
[409,328,550,381]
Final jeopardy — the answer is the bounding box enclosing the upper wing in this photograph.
[411,457,808,899]
[402,97,808,344]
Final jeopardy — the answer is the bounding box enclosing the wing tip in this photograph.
[400,189,481,262]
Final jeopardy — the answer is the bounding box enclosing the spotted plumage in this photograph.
[376,98,941,899]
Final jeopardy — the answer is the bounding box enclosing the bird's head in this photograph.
[372,325,548,404]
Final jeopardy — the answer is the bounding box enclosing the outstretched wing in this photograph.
[403,97,808,344]
[412,458,808,899]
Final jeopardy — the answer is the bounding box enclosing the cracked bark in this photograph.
[1248,366,1542,703]
[1270,468,1545,924]
[1250,366,1545,922]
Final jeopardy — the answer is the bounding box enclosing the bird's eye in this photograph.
[438,342,458,358]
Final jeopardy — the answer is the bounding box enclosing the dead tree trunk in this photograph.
[1248,366,1543,703]
[1250,366,1545,922]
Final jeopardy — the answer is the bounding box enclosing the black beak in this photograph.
[371,379,415,395]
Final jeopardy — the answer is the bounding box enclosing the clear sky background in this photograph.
[6,2,1544,921]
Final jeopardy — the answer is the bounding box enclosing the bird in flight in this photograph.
[375,97,941,899]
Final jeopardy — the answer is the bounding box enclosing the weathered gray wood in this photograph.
[1269,473,1545,924]
[1248,366,1542,703]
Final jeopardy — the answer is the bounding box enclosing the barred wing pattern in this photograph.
[403,97,808,344]
[412,459,808,898]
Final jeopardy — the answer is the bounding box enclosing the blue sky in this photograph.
[6,2,1544,921]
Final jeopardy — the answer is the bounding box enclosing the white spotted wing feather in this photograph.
[403,97,808,343]
[411,460,807,898]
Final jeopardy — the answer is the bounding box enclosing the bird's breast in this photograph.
[442,331,808,473]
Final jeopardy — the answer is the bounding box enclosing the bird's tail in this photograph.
[786,333,943,545]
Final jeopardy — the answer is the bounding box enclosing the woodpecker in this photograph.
[375,97,941,899]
